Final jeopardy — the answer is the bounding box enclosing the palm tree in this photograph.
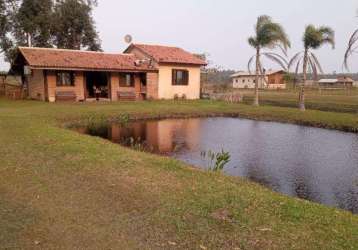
[289,25,335,111]
[248,15,290,106]
[344,31,358,71]
[343,9,358,70]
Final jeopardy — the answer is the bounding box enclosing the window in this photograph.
[119,73,135,87]
[56,71,75,86]
[172,69,189,85]
[242,79,245,83]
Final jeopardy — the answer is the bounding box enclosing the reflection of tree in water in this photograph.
[293,177,312,200]
[241,121,281,191]
[290,127,315,202]
[246,165,278,190]
[171,129,189,153]
[333,181,358,214]
[340,137,358,213]
[87,125,110,139]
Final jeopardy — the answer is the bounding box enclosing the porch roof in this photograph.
[17,47,157,72]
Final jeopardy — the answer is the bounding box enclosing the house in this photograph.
[318,77,354,88]
[231,70,286,89]
[231,71,264,89]
[9,44,206,102]
[124,44,206,99]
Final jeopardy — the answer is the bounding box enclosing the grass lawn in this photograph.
[237,88,358,114]
[0,98,357,249]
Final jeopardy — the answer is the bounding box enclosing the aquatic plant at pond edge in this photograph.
[118,113,130,126]
[201,149,231,172]
[129,137,148,152]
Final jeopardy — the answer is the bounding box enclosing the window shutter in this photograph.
[56,72,61,86]
[172,69,176,85]
[131,74,135,86]
[71,72,75,86]
[184,70,189,85]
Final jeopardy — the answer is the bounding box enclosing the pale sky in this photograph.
[1,0,358,73]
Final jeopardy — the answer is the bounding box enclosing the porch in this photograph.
[52,70,157,102]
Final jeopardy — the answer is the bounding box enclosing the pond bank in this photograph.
[76,117,358,213]
[0,98,357,249]
[67,108,358,134]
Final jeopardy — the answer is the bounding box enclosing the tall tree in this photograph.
[52,0,101,51]
[288,25,335,111]
[247,15,290,106]
[1,0,101,63]
[13,0,53,47]
[0,0,17,62]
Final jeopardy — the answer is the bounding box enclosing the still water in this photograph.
[79,118,358,213]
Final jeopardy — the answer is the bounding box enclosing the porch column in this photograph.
[75,72,85,101]
[46,71,56,102]
[110,72,119,101]
[146,72,159,99]
[134,75,142,100]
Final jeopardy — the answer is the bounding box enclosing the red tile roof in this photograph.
[18,47,156,71]
[337,76,354,82]
[127,44,207,66]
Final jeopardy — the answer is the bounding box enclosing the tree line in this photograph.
[0,0,101,62]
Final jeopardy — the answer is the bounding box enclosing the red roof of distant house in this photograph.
[17,47,156,71]
[125,44,207,66]
[337,76,354,82]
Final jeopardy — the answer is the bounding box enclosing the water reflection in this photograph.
[80,118,358,213]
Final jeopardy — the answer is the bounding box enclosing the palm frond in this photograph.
[304,24,335,50]
[309,52,324,74]
[277,44,288,57]
[308,56,318,80]
[263,52,288,64]
[288,52,303,71]
[247,55,256,74]
[262,53,288,71]
[319,26,335,49]
[295,58,302,76]
[256,15,272,33]
[248,37,258,49]
[344,28,358,71]
[257,22,291,51]
[258,60,268,84]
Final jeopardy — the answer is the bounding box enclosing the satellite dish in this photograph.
[124,34,133,44]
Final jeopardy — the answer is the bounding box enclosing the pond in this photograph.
[77,118,358,213]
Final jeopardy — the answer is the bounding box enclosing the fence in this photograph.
[5,84,23,100]
[209,93,243,103]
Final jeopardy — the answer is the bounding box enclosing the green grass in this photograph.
[0,97,357,249]
[237,88,358,114]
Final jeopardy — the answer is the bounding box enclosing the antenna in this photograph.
[124,34,133,44]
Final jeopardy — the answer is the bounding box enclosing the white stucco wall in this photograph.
[158,65,201,99]
[232,76,266,89]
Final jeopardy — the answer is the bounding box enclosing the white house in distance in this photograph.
[231,70,286,89]
[318,77,354,88]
